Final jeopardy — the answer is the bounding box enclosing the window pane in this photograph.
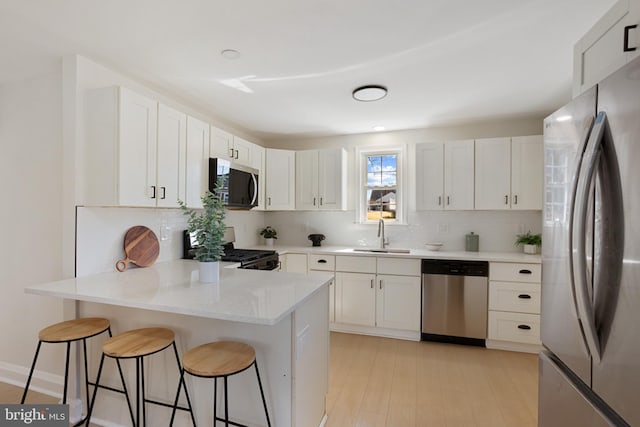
[367,154,397,187]
[367,189,396,220]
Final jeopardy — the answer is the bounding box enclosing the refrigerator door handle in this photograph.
[571,111,607,364]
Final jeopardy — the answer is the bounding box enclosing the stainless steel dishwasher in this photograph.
[421,259,489,346]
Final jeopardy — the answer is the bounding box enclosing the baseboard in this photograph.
[0,360,63,399]
[330,323,420,341]
[318,413,328,427]
[486,339,542,354]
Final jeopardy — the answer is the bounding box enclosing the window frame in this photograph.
[356,146,406,225]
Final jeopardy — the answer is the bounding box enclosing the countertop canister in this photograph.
[465,232,479,252]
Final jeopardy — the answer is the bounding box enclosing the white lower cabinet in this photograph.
[308,254,335,322]
[487,262,542,352]
[280,253,308,273]
[334,256,421,337]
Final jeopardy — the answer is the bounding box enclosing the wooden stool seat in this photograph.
[103,327,175,358]
[183,341,256,377]
[38,317,110,343]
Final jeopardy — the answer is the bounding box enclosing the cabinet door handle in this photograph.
[370,279,374,289]
[505,195,509,204]
[313,197,316,206]
[151,186,156,199]
[447,196,450,205]
[518,294,532,299]
[624,24,638,52]
[318,259,327,264]
[519,269,532,275]
[320,197,323,206]
[514,194,518,205]
[235,149,239,159]
[229,147,234,158]
[268,197,271,206]
[379,280,383,290]
[438,196,442,206]
[160,187,166,199]
[517,324,532,330]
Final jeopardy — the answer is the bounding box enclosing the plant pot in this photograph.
[264,238,275,247]
[523,244,538,254]
[198,261,220,283]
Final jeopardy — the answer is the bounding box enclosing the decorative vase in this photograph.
[523,244,538,254]
[198,261,220,283]
[265,238,275,247]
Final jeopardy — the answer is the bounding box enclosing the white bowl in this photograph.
[424,242,444,251]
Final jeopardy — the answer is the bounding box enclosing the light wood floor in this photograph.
[1,332,538,427]
[326,332,538,427]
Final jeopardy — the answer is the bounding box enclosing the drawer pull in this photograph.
[624,24,638,52]
[517,324,532,330]
[518,294,532,299]
[317,259,327,264]
[519,269,532,275]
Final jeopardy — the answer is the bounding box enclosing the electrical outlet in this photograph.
[160,225,171,241]
[437,223,449,233]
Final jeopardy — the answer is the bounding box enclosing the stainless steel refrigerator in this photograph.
[540,55,640,426]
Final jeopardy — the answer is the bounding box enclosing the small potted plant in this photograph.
[179,179,226,283]
[260,226,278,246]
[515,231,542,254]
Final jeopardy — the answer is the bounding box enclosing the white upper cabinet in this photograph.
[296,148,347,210]
[416,140,474,210]
[251,144,266,210]
[574,0,640,96]
[185,116,210,209]
[84,86,186,208]
[265,148,296,210]
[156,104,187,208]
[210,126,234,162]
[209,128,254,167]
[475,136,542,210]
[475,137,512,210]
[511,135,543,210]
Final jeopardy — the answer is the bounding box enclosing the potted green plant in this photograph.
[515,231,542,254]
[260,226,277,246]
[179,180,226,283]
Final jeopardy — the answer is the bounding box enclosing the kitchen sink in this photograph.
[349,248,412,254]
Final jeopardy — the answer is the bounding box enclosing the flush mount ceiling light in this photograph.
[221,49,241,60]
[372,125,386,131]
[352,85,388,102]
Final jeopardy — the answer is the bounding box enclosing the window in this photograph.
[359,148,404,223]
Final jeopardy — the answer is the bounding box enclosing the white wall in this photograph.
[0,64,67,386]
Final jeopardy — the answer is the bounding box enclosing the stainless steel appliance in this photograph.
[421,259,489,346]
[540,56,640,426]
[183,227,279,270]
[209,157,259,209]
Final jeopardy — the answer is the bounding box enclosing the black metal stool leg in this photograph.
[62,341,71,405]
[82,339,89,412]
[223,376,229,427]
[254,361,271,427]
[141,356,147,427]
[213,377,218,425]
[21,341,42,404]
[171,342,196,426]
[169,368,185,426]
[85,353,105,427]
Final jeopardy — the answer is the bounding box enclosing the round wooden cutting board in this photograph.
[115,226,160,272]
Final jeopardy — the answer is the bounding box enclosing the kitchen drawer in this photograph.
[488,311,541,345]
[489,281,541,314]
[308,254,335,271]
[376,257,420,276]
[336,255,376,273]
[490,262,541,283]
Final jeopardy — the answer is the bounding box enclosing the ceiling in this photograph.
[0,0,615,141]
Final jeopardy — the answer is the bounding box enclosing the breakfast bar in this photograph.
[26,260,333,427]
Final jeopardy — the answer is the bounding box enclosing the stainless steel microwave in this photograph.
[208,158,259,209]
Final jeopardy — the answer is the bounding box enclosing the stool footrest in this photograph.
[145,397,191,413]
[214,417,252,427]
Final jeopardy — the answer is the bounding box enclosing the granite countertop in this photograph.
[25,260,333,325]
[253,245,542,263]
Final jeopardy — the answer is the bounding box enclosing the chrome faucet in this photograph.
[378,218,386,249]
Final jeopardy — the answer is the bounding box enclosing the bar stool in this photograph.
[86,327,196,427]
[171,341,271,427]
[22,317,116,425]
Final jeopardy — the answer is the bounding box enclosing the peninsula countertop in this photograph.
[25,260,333,326]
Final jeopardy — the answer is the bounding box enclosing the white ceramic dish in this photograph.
[424,242,444,251]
